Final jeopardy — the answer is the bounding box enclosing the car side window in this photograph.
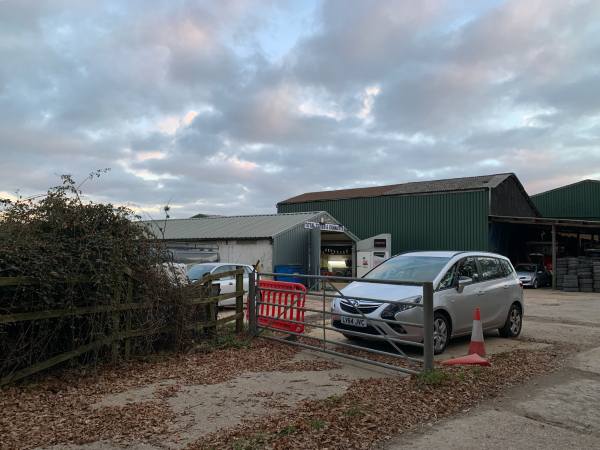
[213,265,235,280]
[478,257,504,281]
[457,257,480,282]
[438,264,458,290]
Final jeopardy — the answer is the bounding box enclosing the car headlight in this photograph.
[381,296,422,319]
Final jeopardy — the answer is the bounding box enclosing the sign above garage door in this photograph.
[303,221,346,232]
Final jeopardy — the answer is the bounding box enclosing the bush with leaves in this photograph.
[0,173,190,382]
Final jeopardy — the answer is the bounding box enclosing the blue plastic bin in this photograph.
[274,264,304,283]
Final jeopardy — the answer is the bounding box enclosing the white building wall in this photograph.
[217,239,273,272]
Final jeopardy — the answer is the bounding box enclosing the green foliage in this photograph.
[195,329,252,353]
[415,369,453,387]
[344,404,366,418]
[309,419,326,430]
[277,425,298,437]
[232,433,269,450]
[0,173,185,380]
[321,394,343,407]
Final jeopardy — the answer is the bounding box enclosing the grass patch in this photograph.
[196,330,252,353]
[415,369,453,387]
[321,394,343,407]
[277,425,298,437]
[344,404,365,418]
[232,432,269,450]
[309,419,326,430]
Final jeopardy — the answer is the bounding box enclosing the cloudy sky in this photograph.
[1,0,599,218]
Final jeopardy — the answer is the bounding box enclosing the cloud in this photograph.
[1,0,600,218]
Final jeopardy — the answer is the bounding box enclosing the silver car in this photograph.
[331,251,523,354]
[187,263,254,306]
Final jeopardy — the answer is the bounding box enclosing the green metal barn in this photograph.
[532,180,600,221]
[278,173,539,255]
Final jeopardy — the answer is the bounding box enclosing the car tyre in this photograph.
[433,312,450,355]
[499,303,522,338]
[533,279,539,289]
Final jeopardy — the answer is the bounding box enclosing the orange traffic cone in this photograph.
[468,307,486,357]
[441,353,491,367]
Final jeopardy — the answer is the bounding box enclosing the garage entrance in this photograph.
[305,221,391,289]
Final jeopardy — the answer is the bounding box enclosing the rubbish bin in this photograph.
[274,264,303,284]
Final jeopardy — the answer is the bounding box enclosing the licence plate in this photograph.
[341,316,367,327]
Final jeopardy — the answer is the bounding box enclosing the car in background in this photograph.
[187,263,254,306]
[158,262,189,286]
[330,251,523,354]
[514,263,551,289]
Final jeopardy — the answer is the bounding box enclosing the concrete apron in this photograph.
[384,289,600,450]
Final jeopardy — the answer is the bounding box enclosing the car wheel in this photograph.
[499,303,522,338]
[533,279,539,289]
[433,313,450,355]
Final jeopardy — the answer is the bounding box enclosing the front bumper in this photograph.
[330,300,424,346]
[519,278,534,287]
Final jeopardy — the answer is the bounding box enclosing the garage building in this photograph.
[278,173,538,255]
[278,173,600,290]
[142,212,382,279]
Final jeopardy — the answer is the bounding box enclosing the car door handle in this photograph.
[503,284,510,289]
[228,282,233,286]
[476,290,485,296]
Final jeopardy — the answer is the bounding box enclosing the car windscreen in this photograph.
[515,264,536,272]
[187,264,218,280]
[364,255,451,282]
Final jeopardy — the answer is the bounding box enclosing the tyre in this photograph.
[533,279,539,289]
[499,303,522,338]
[433,312,450,355]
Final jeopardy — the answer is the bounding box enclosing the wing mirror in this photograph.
[456,276,473,293]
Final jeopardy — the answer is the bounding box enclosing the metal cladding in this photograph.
[277,173,545,255]
[532,180,600,220]
[278,190,490,254]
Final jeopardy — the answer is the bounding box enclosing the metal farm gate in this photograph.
[247,272,434,375]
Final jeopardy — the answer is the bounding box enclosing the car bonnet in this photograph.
[338,281,423,303]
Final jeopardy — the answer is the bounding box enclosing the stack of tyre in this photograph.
[578,257,594,293]
[555,258,568,290]
[594,258,600,293]
[563,257,580,292]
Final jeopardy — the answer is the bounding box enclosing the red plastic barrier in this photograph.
[253,280,306,334]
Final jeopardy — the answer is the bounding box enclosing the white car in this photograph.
[331,251,523,354]
[187,263,254,306]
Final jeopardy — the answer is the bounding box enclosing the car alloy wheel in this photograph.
[500,303,522,338]
[509,306,522,335]
[433,314,449,354]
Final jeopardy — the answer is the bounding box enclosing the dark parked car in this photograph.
[515,263,551,288]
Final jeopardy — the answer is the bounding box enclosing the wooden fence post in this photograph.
[124,274,133,359]
[111,274,122,362]
[235,267,244,333]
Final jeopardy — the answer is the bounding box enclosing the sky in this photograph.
[1,0,600,219]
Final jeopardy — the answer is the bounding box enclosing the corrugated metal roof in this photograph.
[278,173,513,205]
[141,212,330,240]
